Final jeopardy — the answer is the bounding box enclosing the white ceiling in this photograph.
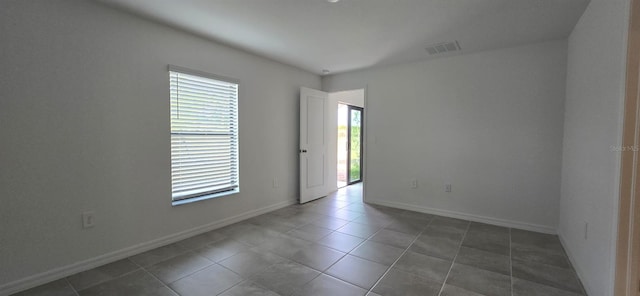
[99,0,589,75]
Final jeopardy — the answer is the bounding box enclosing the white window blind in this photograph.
[169,66,239,202]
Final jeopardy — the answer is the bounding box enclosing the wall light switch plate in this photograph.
[82,211,95,229]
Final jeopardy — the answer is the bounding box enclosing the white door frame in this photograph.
[328,86,368,202]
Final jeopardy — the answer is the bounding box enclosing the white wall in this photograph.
[558,0,630,295]
[0,0,320,292]
[323,40,568,232]
[327,89,365,192]
[331,89,365,107]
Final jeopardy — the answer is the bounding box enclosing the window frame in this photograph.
[168,65,240,206]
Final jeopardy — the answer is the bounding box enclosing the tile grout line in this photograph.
[509,228,514,296]
[214,281,244,296]
[274,227,355,272]
[63,277,80,296]
[128,257,183,296]
[240,201,370,295]
[66,259,152,295]
[437,222,471,296]
[213,262,276,296]
[130,252,230,296]
[223,192,362,295]
[162,251,217,283]
[366,216,436,295]
[216,241,318,296]
[231,197,389,293]
[322,218,388,261]
[300,215,394,290]
[276,223,360,295]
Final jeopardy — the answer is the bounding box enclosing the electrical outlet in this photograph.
[410,179,418,188]
[272,178,279,188]
[445,184,452,192]
[82,211,95,229]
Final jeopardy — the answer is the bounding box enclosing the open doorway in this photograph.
[327,88,365,199]
[337,103,363,188]
[299,87,365,203]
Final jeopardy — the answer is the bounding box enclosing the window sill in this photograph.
[171,189,239,206]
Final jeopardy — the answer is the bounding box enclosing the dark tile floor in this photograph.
[13,184,586,296]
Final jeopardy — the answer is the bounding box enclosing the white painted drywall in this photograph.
[323,40,568,232]
[331,89,365,107]
[557,0,630,295]
[0,0,320,290]
[327,89,365,192]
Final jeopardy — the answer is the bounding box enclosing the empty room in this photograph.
[1,0,638,296]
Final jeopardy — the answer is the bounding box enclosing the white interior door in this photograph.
[300,87,328,203]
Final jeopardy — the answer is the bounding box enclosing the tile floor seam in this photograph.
[227,237,256,250]
[159,253,216,283]
[211,277,252,296]
[301,223,385,274]
[322,232,402,286]
[132,253,220,296]
[69,263,144,294]
[341,224,400,264]
[117,258,175,296]
[220,248,292,279]
[322,273,371,295]
[247,232,347,295]
[214,261,250,278]
[509,254,589,295]
[366,216,435,295]
[510,239,587,296]
[349,220,378,227]
[289,248,347,273]
[320,231,368,275]
[63,277,80,296]
[294,273,324,296]
[436,221,471,296]
[287,224,336,243]
[214,280,276,296]
[212,282,240,296]
[320,260,381,291]
[130,261,181,296]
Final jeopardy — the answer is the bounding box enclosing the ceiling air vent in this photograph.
[425,41,461,55]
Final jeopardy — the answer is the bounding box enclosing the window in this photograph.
[169,65,239,204]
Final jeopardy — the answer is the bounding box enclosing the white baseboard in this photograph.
[0,199,296,296]
[557,231,593,296]
[366,199,557,234]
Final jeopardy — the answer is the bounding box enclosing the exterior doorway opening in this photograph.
[337,103,363,188]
